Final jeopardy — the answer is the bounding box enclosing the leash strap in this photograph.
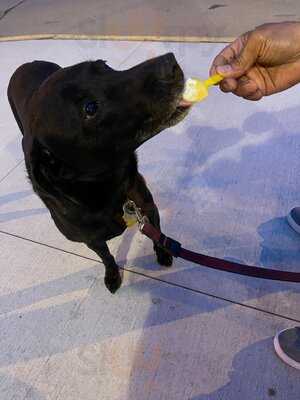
[140,222,300,283]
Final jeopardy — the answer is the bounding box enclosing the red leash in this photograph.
[140,221,300,283]
[123,200,300,283]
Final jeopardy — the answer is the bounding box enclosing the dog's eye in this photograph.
[84,101,98,117]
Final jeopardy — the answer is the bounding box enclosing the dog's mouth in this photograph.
[175,98,193,114]
[175,82,195,112]
[136,73,193,145]
[167,92,193,122]
[178,98,194,108]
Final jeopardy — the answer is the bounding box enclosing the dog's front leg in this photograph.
[87,241,122,294]
[128,173,173,267]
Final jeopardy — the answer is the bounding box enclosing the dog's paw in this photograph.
[155,247,173,267]
[104,270,122,294]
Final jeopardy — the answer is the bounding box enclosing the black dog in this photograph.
[7,52,190,293]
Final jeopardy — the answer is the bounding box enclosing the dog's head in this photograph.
[28,53,191,175]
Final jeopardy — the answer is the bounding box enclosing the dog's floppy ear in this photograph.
[28,139,82,206]
[7,61,61,136]
[30,139,76,189]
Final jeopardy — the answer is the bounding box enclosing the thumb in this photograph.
[217,33,260,79]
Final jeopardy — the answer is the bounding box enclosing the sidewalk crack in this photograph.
[0,0,27,21]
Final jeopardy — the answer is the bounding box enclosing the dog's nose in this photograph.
[156,53,183,82]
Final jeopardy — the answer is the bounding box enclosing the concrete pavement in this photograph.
[0,0,300,42]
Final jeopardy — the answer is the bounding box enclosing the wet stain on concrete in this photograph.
[45,20,60,25]
[209,4,227,10]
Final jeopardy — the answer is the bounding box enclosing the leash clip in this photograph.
[123,200,149,229]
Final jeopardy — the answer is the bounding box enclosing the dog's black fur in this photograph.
[7,53,190,293]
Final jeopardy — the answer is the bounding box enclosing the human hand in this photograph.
[210,22,300,100]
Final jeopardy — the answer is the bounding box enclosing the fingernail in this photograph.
[217,65,233,75]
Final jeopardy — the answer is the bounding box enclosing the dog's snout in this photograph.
[127,52,183,86]
[157,53,183,82]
